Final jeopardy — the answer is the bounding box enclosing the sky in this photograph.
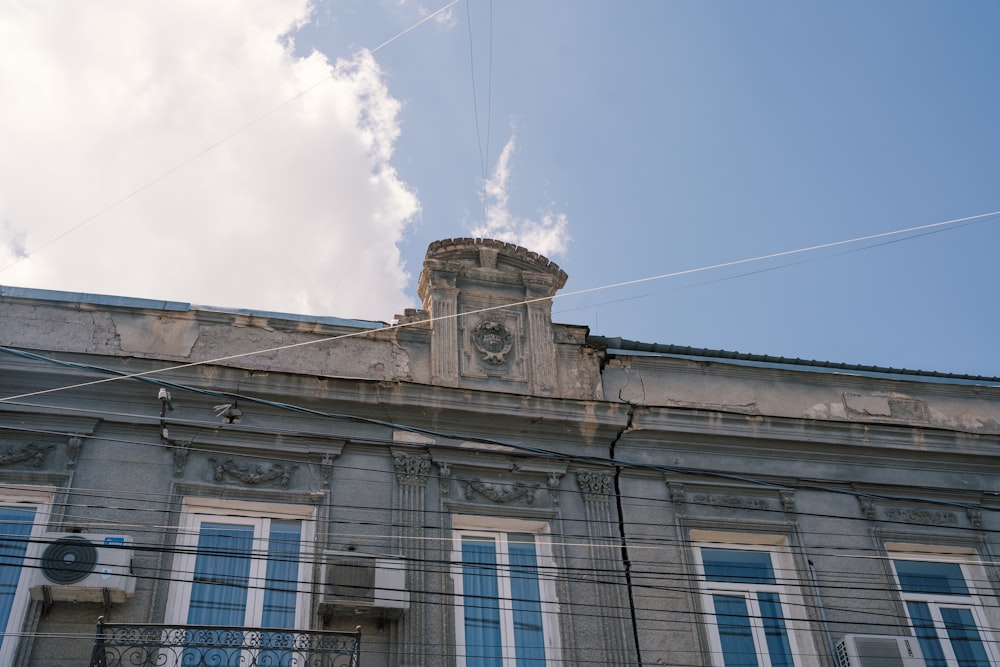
[1,1,999,377]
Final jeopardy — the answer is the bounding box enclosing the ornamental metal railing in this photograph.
[89,617,362,667]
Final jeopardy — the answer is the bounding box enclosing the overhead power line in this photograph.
[2,209,997,405]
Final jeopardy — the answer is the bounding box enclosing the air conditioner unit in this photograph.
[29,533,136,604]
[319,551,409,619]
[836,634,925,667]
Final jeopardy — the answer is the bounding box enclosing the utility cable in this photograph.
[2,209,998,405]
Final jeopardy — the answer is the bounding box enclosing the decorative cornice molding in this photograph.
[209,457,298,487]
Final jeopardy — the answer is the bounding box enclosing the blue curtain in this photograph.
[0,507,36,651]
[941,607,991,667]
[509,534,546,666]
[260,521,302,667]
[462,538,503,667]
[262,520,301,628]
[712,594,759,667]
[906,601,948,667]
[185,523,254,667]
[703,549,776,585]
[895,560,969,595]
[757,593,793,667]
[187,523,254,625]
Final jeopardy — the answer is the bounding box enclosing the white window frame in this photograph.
[888,546,1000,667]
[450,515,562,667]
[0,486,53,667]
[693,531,814,667]
[164,498,316,629]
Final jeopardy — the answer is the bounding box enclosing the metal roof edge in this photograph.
[0,285,385,330]
[590,336,1000,387]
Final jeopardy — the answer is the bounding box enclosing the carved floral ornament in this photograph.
[858,498,964,527]
[460,479,538,505]
[0,441,54,468]
[209,457,298,488]
[393,454,431,485]
[576,471,613,496]
[472,319,514,364]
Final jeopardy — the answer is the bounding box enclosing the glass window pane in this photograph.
[187,523,254,626]
[940,607,991,667]
[894,560,970,596]
[703,549,776,585]
[509,536,546,667]
[462,538,503,667]
[906,601,949,667]
[758,593,794,667]
[713,594,760,667]
[0,507,35,649]
[262,520,302,628]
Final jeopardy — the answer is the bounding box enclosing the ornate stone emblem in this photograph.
[472,320,513,364]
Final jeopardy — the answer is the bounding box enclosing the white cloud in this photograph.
[0,1,419,321]
[469,132,571,260]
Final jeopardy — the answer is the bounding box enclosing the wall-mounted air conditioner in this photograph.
[319,551,409,619]
[836,634,925,667]
[29,533,136,604]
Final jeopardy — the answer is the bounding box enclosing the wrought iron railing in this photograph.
[90,617,362,667]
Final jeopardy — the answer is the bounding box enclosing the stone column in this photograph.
[576,471,634,666]
[394,452,431,667]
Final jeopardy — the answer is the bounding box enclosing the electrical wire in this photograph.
[2,209,998,406]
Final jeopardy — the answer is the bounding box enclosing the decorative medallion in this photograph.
[209,457,297,487]
[472,320,514,364]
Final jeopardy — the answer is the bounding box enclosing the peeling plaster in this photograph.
[113,313,200,357]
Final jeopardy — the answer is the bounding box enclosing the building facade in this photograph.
[0,237,998,666]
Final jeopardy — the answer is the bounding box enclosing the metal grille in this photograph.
[90,618,362,667]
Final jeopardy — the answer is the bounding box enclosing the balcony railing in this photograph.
[90,617,362,667]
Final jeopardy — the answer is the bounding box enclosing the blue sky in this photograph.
[295,1,1000,376]
[1,1,998,377]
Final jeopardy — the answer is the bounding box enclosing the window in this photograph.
[451,516,560,667]
[892,556,998,667]
[0,491,50,666]
[696,544,804,667]
[165,500,314,630]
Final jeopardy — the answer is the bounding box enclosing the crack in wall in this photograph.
[611,402,642,666]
